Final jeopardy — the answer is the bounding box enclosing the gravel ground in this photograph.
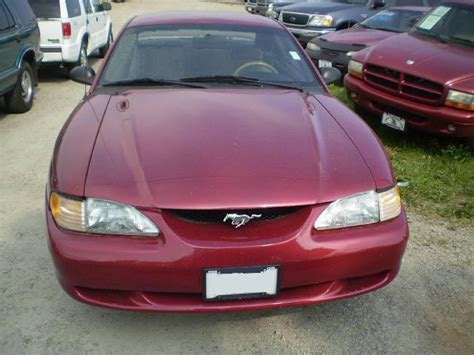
[0,1,473,354]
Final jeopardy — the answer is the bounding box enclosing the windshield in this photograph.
[306,0,367,4]
[412,3,474,48]
[29,0,60,19]
[99,24,320,89]
[361,9,426,33]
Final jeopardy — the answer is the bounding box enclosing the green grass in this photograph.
[329,85,474,225]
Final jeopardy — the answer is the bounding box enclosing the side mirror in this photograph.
[320,67,342,85]
[69,66,96,85]
[101,2,112,11]
[370,0,385,10]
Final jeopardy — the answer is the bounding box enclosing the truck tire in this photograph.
[98,30,113,58]
[4,61,34,114]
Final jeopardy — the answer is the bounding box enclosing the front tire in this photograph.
[4,61,34,113]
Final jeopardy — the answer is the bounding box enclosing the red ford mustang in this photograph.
[46,12,408,312]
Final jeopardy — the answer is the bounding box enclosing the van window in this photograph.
[9,0,36,25]
[66,0,81,17]
[0,1,13,30]
[29,0,61,19]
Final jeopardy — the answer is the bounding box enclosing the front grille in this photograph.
[167,207,301,224]
[365,64,444,104]
[282,12,310,26]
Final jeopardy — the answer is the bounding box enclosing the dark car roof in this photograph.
[386,6,431,11]
[128,11,282,29]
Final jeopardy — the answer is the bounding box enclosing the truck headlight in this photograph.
[445,90,474,111]
[309,15,333,27]
[314,187,401,230]
[49,193,159,236]
[348,60,363,79]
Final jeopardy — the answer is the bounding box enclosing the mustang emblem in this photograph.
[223,213,262,228]
[289,16,296,22]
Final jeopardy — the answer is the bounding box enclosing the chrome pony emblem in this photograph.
[289,16,296,22]
[406,59,415,65]
[223,213,262,228]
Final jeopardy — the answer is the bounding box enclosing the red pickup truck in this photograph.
[344,0,474,146]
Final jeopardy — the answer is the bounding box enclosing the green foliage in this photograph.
[329,85,474,224]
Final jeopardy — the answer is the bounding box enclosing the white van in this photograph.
[29,0,113,68]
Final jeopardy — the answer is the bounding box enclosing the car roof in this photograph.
[128,11,283,29]
[441,0,474,5]
[386,6,431,12]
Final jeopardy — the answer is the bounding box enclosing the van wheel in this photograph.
[4,61,34,113]
[98,31,113,58]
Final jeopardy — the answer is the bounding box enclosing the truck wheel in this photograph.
[4,61,34,113]
[98,31,113,58]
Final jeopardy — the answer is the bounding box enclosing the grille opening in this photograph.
[402,86,441,101]
[166,207,302,224]
[404,75,443,92]
[366,74,398,91]
[367,65,400,80]
[282,13,310,26]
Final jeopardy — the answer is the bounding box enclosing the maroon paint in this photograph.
[46,12,408,312]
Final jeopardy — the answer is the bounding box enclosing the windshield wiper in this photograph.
[180,75,305,92]
[413,28,448,43]
[102,78,206,88]
[371,27,400,33]
[446,35,474,46]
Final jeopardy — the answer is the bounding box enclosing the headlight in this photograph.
[445,90,474,111]
[268,4,273,10]
[348,60,363,79]
[306,42,321,51]
[50,192,159,236]
[314,187,401,230]
[346,51,358,57]
[309,15,333,27]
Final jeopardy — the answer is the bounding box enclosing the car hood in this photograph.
[321,27,396,46]
[85,89,375,210]
[356,33,474,84]
[281,2,358,15]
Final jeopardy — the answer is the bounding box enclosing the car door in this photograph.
[91,0,107,48]
[81,0,99,51]
[0,1,19,94]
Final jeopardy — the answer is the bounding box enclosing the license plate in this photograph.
[382,112,406,131]
[247,7,252,11]
[204,266,279,301]
[319,60,332,68]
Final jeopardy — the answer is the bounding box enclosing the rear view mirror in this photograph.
[70,66,96,86]
[370,0,385,10]
[319,67,342,85]
[101,2,112,11]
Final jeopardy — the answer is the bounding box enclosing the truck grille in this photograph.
[166,207,301,225]
[365,64,444,104]
[282,12,310,26]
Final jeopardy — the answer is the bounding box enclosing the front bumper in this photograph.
[245,3,269,15]
[286,26,336,44]
[306,47,352,75]
[345,75,474,137]
[47,203,408,312]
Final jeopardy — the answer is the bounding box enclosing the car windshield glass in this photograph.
[99,24,321,89]
[306,0,367,4]
[29,0,60,19]
[361,9,425,33]
[411,3,474,48]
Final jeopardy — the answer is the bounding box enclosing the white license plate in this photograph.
[382,112,406,131]
[319,60,332,68]
[205,266,279,301]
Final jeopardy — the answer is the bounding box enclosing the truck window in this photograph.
[9,0,36,25]
[66,0,81,17]
[0,2,12,31]
[29,0,61,19]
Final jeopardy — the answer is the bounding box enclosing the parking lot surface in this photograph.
[0,1,473,354]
